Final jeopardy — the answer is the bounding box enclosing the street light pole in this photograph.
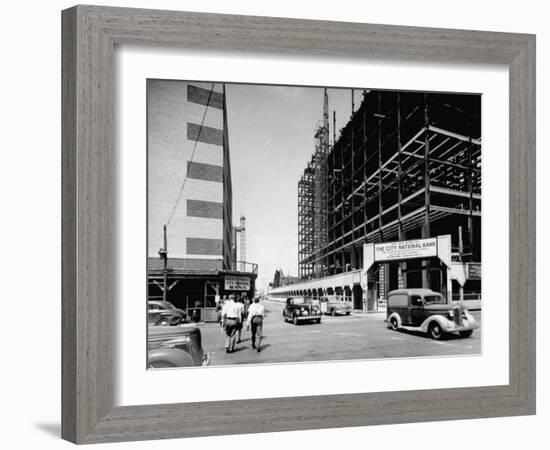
[158,225,168,302]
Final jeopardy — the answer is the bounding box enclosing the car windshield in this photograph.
[423,295,446,305]
[157,301,176,309]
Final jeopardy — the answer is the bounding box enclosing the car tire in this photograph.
[390,317,399,331]
[331,309,336,316]
[159,320,169,326]
[459,330,474,338]
[429,322,444,340]
[293,314,299,325]
[346,311,351,316]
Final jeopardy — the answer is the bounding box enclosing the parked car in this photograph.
[319,296,353,316]
[148,325,209,368]
[283,297,322,325]
[148,300,187,326]
[386,288,478,340]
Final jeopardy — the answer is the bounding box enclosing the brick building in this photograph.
[147,81,256,321]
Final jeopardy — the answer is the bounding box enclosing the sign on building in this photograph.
[374,238,437,262]
[468,263,482,279]
[224,276,250,291]
[363,235,452,277]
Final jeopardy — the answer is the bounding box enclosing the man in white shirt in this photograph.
[246,296,265,352]
[221,295,241,353]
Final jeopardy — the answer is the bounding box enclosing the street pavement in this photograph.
[195,299,481,366]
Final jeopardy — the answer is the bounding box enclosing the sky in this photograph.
[225,83,363,290]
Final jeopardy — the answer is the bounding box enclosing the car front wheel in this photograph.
[390,317,399,330]
[293,314,299,325]
[429,322,444,340]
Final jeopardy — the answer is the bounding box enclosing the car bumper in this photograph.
[442,320,479,333]
[295,315,321,321]
[332,309,352,314]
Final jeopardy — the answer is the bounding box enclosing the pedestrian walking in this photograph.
[243,295,251,319]
[247,296,265,352]
[216,295,227,331]
[235,299,245,343]
[221,295,241,353]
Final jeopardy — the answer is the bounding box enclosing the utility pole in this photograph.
[158,225,168,302]
[458,225,464,302]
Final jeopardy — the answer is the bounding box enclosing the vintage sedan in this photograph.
[386,288,479,340]
[319,296,353,316]
[283,297,322,325]
[148,300,187,326]
[148,325,209,368]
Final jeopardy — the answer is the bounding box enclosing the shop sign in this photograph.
[374,238,437,262]
[468,263,482,279]
[224,276,250,291]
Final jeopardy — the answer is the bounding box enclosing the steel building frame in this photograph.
[299,90,481,291]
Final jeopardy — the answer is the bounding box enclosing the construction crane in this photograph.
[234,214,246,272]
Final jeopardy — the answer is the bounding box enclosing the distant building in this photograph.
[272,269,300,288]
[147,81,257,321]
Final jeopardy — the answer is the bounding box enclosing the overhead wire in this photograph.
[165,83,216,227]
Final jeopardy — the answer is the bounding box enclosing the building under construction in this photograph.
[277,88,481,311]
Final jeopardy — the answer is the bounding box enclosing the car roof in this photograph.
[388,288,441,296]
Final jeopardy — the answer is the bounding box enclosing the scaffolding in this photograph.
[298,159,315,279]
[298,89,329,280]
[298,89,482,293]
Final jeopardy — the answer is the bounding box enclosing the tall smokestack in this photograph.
[239,214,246,272]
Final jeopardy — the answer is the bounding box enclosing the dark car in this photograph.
[148,300,187,326]
[283,297,322,325]
[386,288,479,340]
[148,325,209,368]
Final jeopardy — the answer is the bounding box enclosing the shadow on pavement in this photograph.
[391,328,475,341]
[228,346,248,353]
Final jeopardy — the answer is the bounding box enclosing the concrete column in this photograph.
[397,264,404,289]
[446,267,453,304]
[422,94,432,289]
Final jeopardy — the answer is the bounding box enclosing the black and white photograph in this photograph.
[147,80,482,368]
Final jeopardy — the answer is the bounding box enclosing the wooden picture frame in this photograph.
[62,5,536,444]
